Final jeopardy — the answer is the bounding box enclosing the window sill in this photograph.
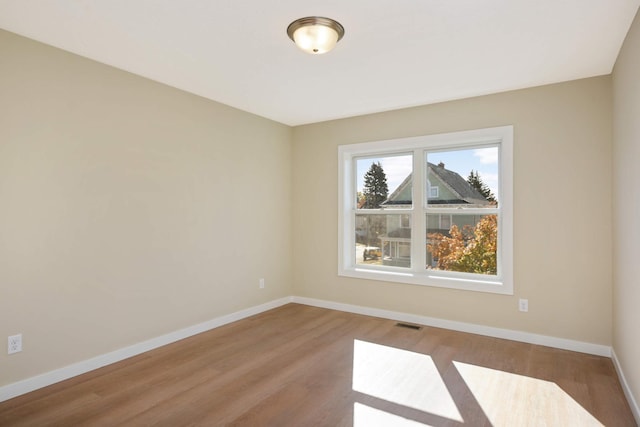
[339,267,513,295]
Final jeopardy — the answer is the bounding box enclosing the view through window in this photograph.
[339,126,513,294]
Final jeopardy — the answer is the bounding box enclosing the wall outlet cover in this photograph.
[8,334,22,354]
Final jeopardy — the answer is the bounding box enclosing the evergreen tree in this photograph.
[363,162,389,208]
[467,170,496,203]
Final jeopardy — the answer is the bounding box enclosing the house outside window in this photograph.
[338,126,513,294]
[439,214,451,231]
[401,214,411,228]
[428,186,439,198]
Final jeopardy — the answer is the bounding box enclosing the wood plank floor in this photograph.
[0,303,635,426]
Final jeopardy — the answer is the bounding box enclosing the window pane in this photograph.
[426,213,497,275]
[426,147,498,208]
[356,154,412,209]
[355,214,411,268]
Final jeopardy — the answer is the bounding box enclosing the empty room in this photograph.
[1,1,639,426]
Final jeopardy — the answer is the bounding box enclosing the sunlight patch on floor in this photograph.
[453,361,604,426]
[352,339,463,423]
[353,402,432,427]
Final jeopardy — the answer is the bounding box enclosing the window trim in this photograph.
[439,214,452,230]
[338,126,513,295]
[428,186,439,198]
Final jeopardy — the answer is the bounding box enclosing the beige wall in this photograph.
[0,22,627,397]
[0,29,293,386]
[613,8,640,411]
[292,76,613,345]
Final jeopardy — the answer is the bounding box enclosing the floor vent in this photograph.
[395,322,423,331]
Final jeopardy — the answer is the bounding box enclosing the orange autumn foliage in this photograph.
[427,215,497,275]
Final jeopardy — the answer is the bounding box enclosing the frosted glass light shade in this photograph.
[287,17,344,54]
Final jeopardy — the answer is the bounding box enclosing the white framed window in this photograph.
[338,126,513,294]
[439,214,452,230]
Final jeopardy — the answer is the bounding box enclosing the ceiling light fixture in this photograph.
[287,16,345,54]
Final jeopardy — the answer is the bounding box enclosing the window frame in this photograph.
[428,186,439,198]
[338,126,513,295]
[439,214,452,230]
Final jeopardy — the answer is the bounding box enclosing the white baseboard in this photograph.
[0,295,618,405]
[0,296,293,403]
[291,296,612,357]
[611,348,640,425]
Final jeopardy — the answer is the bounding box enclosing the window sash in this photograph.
[338,126,513,295]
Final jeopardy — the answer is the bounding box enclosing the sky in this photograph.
[356,146,499,200]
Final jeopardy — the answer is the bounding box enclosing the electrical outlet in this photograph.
[8,334,22,354]
[518,299,529,312]
[259,278,265,289]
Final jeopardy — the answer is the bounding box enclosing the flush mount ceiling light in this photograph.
[287,16,345,54]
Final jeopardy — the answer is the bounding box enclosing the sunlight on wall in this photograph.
[352,339,463,422]
[353,403,431,427]
[453,361,603,426]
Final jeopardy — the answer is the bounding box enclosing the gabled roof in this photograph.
[428,162,489,205]
[383,174,413,206]
[381,163,490,207]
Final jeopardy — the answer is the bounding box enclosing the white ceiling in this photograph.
[1,1,638,126]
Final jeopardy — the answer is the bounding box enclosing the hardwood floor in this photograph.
[0,303,635,426]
